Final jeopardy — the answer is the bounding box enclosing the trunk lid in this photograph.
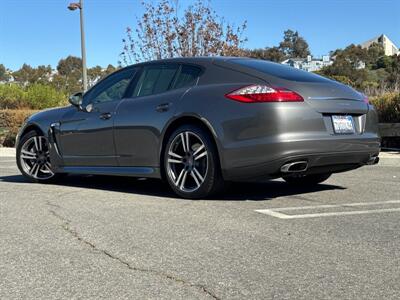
[220,58,369,115]
[275,81,368,115]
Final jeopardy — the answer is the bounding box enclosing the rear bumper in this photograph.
[222,146,380,181]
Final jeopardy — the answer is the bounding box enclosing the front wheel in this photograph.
[283,173,332,186]
[16,130,62,183]
[164,125,223,199]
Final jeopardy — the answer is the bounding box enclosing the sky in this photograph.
[1,0,399,71]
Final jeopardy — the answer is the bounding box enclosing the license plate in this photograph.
[332,115,355,134]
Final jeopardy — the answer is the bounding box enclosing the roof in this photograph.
[127,56,253,67]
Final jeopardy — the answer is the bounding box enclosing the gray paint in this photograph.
[17,57,380,181]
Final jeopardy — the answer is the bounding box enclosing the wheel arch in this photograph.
[159,115,223,180]
[17,123,45,146]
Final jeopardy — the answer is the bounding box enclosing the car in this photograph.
[16,57,380,199]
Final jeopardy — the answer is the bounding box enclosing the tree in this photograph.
[120,0,247,65]
[279,29,310,58]
[366,43,385,69]
[87,66,103,86]
[52,56,83,93]
[12,64,35,85]
[0,64,10,81]
[243,47,285,62]
[12,64,52,85]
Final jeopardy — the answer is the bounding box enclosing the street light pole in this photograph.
[68,0,88,92]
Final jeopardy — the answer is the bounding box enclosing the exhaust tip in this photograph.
[281,161,308,173]
[366,156,379,165]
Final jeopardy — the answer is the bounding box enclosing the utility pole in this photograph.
[68,0,88,92]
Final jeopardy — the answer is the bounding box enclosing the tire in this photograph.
[163,124,224,199]
[283,173,332,186]
[16,130,63,183]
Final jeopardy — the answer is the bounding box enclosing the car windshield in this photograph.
[229,58,332,83]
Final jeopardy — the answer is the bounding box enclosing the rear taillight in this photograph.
[225,85,304,103]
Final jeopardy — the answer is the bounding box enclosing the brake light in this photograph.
[225,85,304,103]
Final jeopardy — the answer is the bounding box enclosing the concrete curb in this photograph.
[0,147,16,157]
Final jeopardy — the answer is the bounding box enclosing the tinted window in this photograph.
[86,68,136,104]
[134,65,179,97]
[172,65,202,89]
[230,59,331,83]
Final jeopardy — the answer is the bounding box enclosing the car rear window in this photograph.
[172,65,202,89]
[229,58,331,83]
[134,65,179,97]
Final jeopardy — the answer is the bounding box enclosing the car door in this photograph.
[57,67,137,166]
[114,63,202,167]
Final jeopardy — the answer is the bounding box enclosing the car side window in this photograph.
[85,68,137,104]
[133,65,179,97]
[172,65,202,89]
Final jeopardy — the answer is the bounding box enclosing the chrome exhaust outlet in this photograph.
[366,156,379,165]
[280,161,308,173]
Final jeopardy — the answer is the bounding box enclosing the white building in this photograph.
[361,34,399,56]
[281,55,333,72]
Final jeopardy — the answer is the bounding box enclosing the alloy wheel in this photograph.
[166,131,208,193]
[19,136,54,180]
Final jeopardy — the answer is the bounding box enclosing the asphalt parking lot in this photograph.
[1,151,399,299]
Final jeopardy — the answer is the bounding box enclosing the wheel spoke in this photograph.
[21,149,36,160]
[38,136,43,151]
[33,137,40,151]
[174,169,185,186]
[194,149,207,160]
[168,151,182,159]
[168,158,183,164]
[29,163,40,177]
[180,133,187,152]
[190,171,201,188]
[180,132,190,153]
[193,167,204,182]
[179,170,188,190]
[41,163,54,175]
[192,144,204,156]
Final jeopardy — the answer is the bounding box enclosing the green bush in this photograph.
[0,84,26,109]
[370,93,400,123]
[25,84,67,109]
[0,83,67,110]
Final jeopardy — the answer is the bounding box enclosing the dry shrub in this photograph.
[0,109,38,147]
[370,93,400,123]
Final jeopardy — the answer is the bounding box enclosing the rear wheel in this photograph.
[283,173,331,185]
[164,125,223,199]
[16,130,62,183]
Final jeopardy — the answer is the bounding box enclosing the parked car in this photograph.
[16,57,380,198]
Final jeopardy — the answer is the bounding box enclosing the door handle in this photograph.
[99,112,112,120]
[156,103,170,112]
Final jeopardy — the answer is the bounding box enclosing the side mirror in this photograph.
[69,92,83,107]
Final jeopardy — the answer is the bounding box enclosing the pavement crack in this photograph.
[46,202,220,300]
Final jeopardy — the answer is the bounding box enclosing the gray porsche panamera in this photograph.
[16,57,380,198]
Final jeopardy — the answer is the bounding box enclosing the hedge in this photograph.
[370,93,400,123]
[0,83,67,110]
[0,109,38,147]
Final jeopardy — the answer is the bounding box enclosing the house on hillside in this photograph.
[281,55,333,72]
[360,34,399,56]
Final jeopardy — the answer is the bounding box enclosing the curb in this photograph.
[0,147,16,157]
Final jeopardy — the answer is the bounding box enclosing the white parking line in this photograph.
[256,200,400,219]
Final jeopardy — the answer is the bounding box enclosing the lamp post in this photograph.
[68,0,88,92]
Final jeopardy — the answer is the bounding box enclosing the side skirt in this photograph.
[58,166,161,178]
